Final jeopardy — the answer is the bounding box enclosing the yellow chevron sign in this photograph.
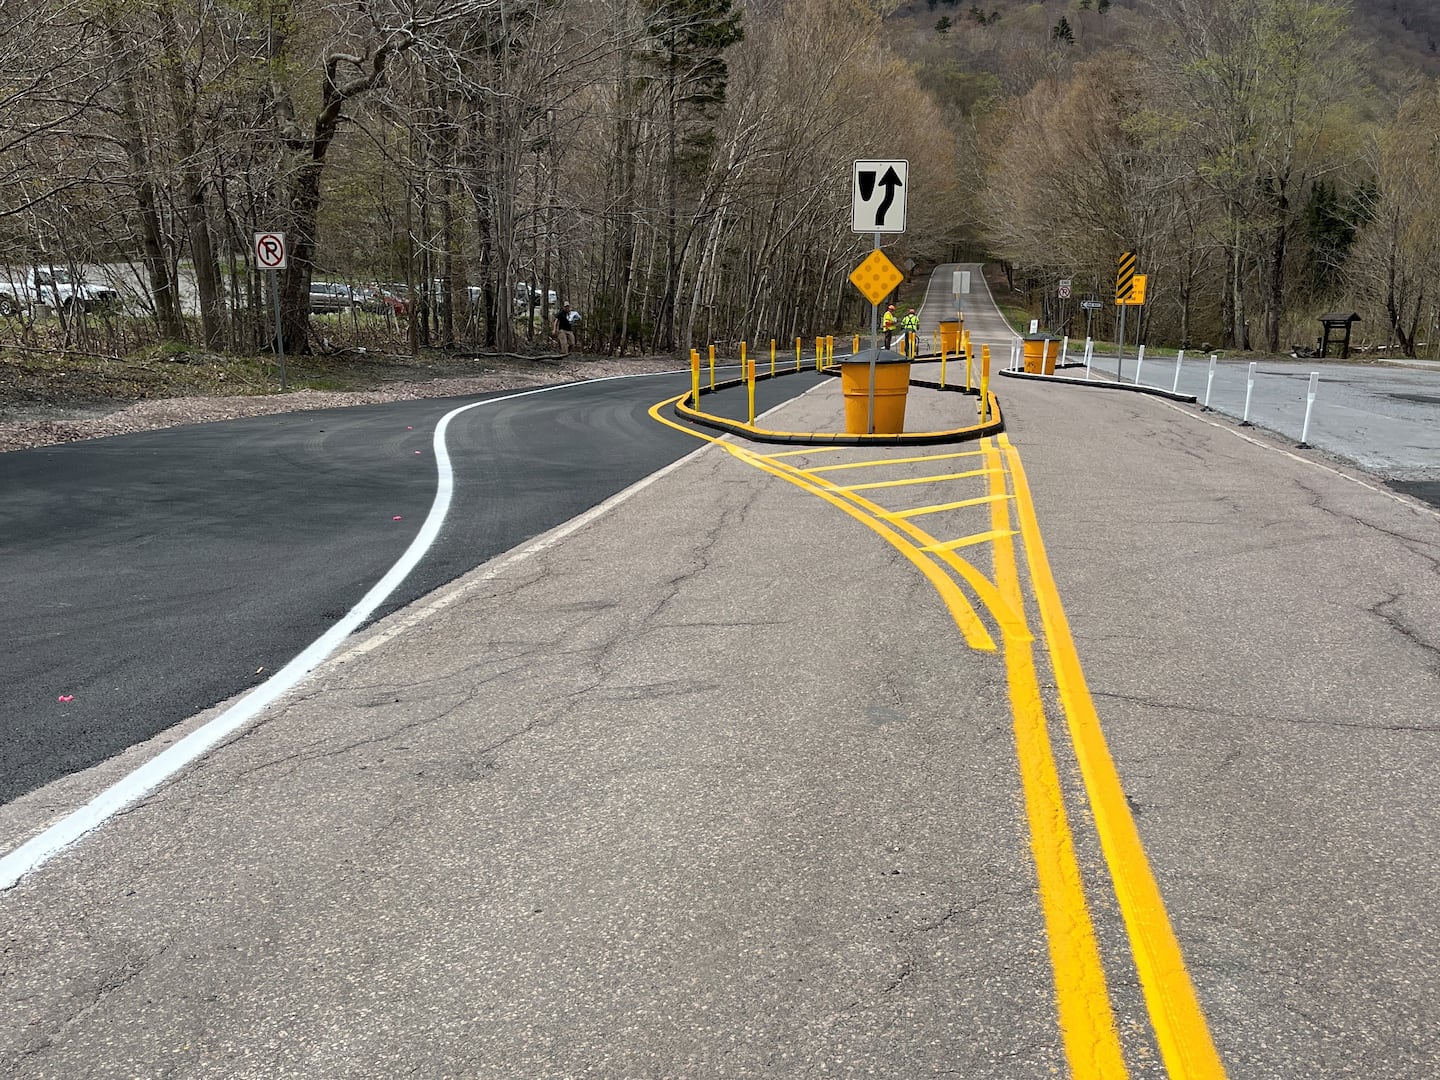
[1116,251,1137,301]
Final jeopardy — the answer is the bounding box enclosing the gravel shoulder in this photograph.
[0,351,682,453]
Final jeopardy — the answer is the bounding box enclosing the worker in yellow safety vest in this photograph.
[881,304,898,348]
[900,308,920,356]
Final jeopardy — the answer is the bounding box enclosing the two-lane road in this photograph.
[0,371,823,805]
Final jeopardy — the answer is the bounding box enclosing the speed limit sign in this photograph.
[254,231,288,270]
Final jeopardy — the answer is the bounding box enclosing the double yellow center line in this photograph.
[648,394,1228,1078]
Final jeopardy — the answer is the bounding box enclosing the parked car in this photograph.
[308,282,356,313]
[512,282,558,312]
[355,285,408,316]
[0,267,120,316]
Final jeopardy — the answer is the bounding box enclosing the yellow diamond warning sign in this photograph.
[849,249,904,307]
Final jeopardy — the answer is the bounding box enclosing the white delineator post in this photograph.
[1084,337,1094,380]
[1135,344,1146,386]
[1299,370,1320,446]
[1172,349,1184,394]
[1061,335,1070,364]
[1242,361,1257,424]
[1205,354,1217,407]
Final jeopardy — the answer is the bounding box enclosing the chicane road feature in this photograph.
[0,370,825,806]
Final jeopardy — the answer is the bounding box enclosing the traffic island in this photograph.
[673,352,1002,446]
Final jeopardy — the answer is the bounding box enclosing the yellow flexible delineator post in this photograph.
[815,337,822,371]
[770,338,776,377]
[741,340,747,374]
[941,343,948,388]
[853,333,860,355]
[690,349,700,405]
[980,345,991,423]
[746,357,756,424]
[795,337,801,372]
[708,344,716,389]
[826,336,834,369]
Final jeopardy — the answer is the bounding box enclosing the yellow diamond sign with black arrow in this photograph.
[849,249,904,306]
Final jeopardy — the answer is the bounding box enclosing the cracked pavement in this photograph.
[0,386,1056,1078]
[1003,378,1440,1078]
[2,361,1438,1076]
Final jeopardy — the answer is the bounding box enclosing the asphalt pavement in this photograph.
[4,362,1437,1076]
[1081,351,1440,488]
[0,371,822,805]
[3,269,1439,1076]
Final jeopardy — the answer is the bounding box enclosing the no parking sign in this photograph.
[253,232,288,270]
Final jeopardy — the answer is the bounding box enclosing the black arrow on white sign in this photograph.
[874,167,903,226]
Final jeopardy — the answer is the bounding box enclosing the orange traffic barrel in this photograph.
[1023,336,1057,375]
[841,354,913,434]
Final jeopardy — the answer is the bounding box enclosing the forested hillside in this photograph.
[0,0,966,360]
[1,0,1436,361]
[895,0,1440,356]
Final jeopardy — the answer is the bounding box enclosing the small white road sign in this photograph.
[254,231,288,270]
[952,270,971,295]
[852,160,908,233]
[1058,278,1072,299]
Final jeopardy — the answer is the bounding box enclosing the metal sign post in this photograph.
[870,233,879,431]
[850,161,908,435]
[254,231,288,390]
[1115,252,1136,380]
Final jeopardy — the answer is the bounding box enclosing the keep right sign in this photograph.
[852,160,908,233]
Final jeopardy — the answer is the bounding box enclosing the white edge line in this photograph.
[331,365,837,665]
[1157,398,1440,522]
[0,368,706,892]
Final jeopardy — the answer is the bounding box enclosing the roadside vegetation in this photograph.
[0,0,1436,409]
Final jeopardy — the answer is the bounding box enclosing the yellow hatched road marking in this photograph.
[891,493,1012,519]
[758,446,848,459]
[644,396,996,652]
[982,438,1130,1079]
[836,468,995,492]
[1001,434,1229,1079]
[805,449,987,473]
[915,529,1019,552]
[920,528,1016,553]
[729,447,996,653]
[774,459,1026,641]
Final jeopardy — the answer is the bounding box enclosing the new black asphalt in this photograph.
[0,370,823,805]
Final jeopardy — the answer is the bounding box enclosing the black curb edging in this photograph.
[676,365,1004,446]
[997,368,1198,404]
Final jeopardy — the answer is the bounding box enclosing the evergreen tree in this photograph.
[643,0,745,348]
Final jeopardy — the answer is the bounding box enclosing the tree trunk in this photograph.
[279,160,322,355]
[105,18,183,342]
[1266,180,1289,353]
[157,0,223,349]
